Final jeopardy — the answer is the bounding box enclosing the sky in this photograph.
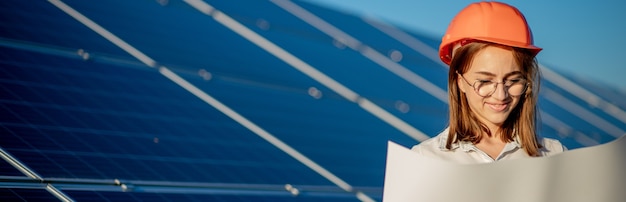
[304,0,626,92]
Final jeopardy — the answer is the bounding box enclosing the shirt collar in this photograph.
[437,127,522,152]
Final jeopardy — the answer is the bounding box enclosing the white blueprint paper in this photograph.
[383,136,626,202]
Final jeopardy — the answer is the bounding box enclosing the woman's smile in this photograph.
[486,102,509,112]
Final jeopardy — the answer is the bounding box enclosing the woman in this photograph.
[411,1,566,163]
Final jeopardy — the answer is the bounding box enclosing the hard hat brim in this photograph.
[439,37,542,65]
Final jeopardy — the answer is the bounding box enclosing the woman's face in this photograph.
[458,45,523,129]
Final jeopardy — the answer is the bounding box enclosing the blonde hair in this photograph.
[447,42,542,156]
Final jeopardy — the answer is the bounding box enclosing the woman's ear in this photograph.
[457,76,466,93]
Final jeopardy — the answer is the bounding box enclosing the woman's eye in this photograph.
[508,78,523,83]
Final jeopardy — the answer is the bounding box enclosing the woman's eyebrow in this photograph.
[505,71,523,77]
[473,71,496,76]
[472,71,523,77]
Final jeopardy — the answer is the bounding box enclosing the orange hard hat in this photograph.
[439,1,542,65]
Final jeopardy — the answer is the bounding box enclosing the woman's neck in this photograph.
[483,122,503,139]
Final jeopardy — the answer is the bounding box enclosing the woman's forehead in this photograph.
[465,46,521,74]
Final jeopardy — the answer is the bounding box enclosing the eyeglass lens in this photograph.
[474,80,527,97]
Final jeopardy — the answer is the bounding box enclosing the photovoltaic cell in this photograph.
[0,188,60,201]
[0,156,23,177]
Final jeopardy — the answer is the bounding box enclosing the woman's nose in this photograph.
[491,83,508,100]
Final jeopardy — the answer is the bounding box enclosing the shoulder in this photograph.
[411,136,440,153]
[410,128,478,163]
[539,137,567,156]
[411,129,448,154]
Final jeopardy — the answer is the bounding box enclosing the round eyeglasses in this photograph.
[457,72,528,97]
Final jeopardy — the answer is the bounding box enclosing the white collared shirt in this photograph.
[411,128,567,164]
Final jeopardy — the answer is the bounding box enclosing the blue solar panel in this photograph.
[0,188,60,201]
[0,157,22,176]
[64,190,362,202]
[0,0,624,201]
[0,49,335,184]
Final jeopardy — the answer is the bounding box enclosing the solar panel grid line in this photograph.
[48,0,374,201]
[1,176,376,198]
[1,101,107,178]
[271,0,448,103]
[47,0,157,69]
[537,98,619,146]
[0,84,134,173]
[22,72,197,163]
[0,188,62,201]
[159,67,373,199]
[362,17,445,68]
[0,70,238,148]
[18,139,335,172]
[6,89,213,128]
[356,98,429,142]
[540,65,626,124]
[5,138,92,180]
[542,88,625,138]
[187,1,358,102]
[46,184,74,202]
[184,0,429,147]
[539,110,599,146]
[0,37,85,61]
[359,46,448,102]
[1,130,72,179]
[0,37,153,72]
[0,147,42,179]
[0,147,74,202]
[28,132,112,180]
[0,152,24,177]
